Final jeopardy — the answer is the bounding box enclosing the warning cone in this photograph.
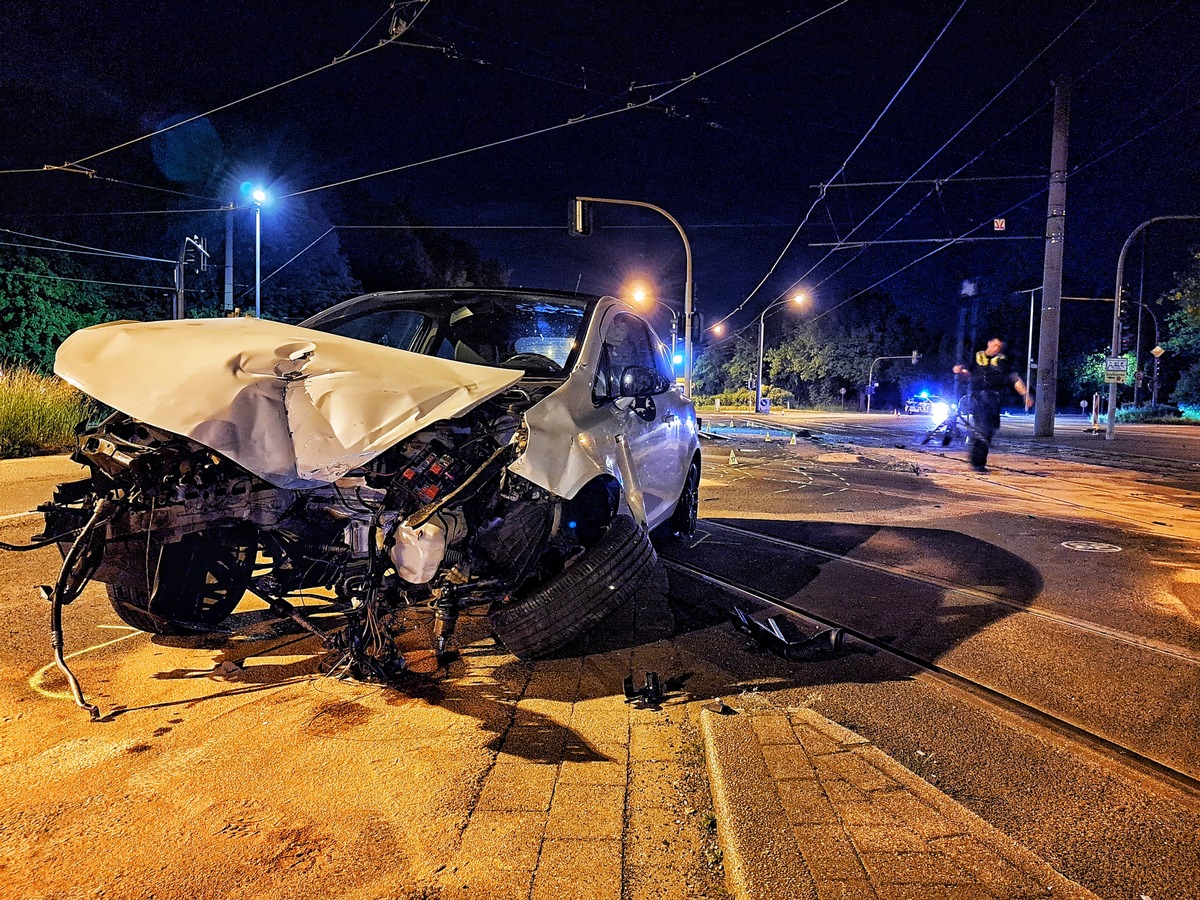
[729,449,740,467]
[790,432,797,446]
[765,431,772,442]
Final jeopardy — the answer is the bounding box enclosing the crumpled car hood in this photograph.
[55,318,523,489]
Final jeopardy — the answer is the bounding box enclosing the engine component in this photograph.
[388,511,466,584]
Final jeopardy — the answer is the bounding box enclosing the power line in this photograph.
[42,26,402,172]
[767,0,1097,315]
[0,227,172,264]
[715,0,968,331]
[0,268,174,292]
[282,0,852,198]
[813,175,1043,190]
[7,207,232,218]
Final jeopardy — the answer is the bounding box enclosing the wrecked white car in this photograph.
[36,289,700,710]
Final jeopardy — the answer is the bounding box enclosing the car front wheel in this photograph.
[105,527,257,635]
[489,514,657,659]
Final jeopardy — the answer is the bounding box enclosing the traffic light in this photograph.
[568,199,592,237]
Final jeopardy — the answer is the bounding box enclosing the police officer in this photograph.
[952,336,1032,472]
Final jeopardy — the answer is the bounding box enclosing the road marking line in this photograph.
[0,511,38,523]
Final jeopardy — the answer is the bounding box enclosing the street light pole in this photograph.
[754,295,806,414]
[1015,287,1040,415]
[573,197,693,396]
[252,188,268,318]
[1106,215,1200,440]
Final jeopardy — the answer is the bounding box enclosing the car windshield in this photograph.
[301,290,591,375]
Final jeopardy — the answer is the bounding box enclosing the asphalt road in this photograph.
[2,427,1199,899]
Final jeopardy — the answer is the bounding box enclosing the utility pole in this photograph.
[174,235,208,320]
[1034,79,1070,439]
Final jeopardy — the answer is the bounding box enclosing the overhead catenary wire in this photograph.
[0,227,173,264]
[42,24,404,172]
[712,0,968,332]
[757,0,1099,318]
[282,0,852,198]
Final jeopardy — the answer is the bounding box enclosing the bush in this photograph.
[0,363,94,458]
[1115,404,1193,425]
[694,386,796,410]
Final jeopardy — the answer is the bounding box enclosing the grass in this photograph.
[0,364,94,458]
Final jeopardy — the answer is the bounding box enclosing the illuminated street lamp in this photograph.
[755,293,806,414]
[252,187,268,318]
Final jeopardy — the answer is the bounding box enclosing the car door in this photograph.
[593,312,681,526]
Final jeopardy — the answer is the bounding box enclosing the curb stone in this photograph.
[702,705,1099,900]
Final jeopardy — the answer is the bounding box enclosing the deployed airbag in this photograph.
[55,318,523,488]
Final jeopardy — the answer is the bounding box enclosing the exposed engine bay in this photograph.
[38,378,626,699]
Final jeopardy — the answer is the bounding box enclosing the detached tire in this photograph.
[490,514,657,659]
[105,527,257,635]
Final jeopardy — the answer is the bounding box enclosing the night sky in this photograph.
[3,0,1199,341]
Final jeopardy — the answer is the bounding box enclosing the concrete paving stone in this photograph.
[858,849,977,885]
[558,741,627,784]
[774,778,837,825]
[476,761,559,812]
[815,878,879,900]
[625,805,694,868]
[628,759,688,808]
[569,698,631,747]
[836,800,901,827]
[531,837,622,900]
[792,710,872,747]
[576,653,634,699]
[761,743,817,780]
[750,713,797,746]
[455,810,545,871]
[625,863,690,900]
[441,862,535,900]
[845,824,927,853]
[545,782,626,839]
[499,722,568,761]
[821,778,869,805]
[791,721,847,757]
[793,825,869,881]
[815,751,895,792]
[524,666,583,702]
[873,883,997,900]
[873,791,965,840]
[929,835,1047,894]
[515,697,574,727]
[631,722,684,761]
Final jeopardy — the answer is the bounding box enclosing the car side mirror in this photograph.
[619,365,671,399]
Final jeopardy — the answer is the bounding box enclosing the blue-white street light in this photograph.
[251,188,268,318]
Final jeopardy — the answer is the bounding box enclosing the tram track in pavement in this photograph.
[660,547,1200,806]
[697,520,1200,665]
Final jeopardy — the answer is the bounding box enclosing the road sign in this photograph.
[993,218,1006,231]
[1104,357,1129,384]
[1151,345,1165,358]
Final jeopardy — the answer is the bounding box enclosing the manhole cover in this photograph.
[1061,541,1122,553]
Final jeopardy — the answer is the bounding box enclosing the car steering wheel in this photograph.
[500,353,564,374]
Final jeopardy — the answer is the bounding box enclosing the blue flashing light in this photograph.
[918,390,930,399]
[567,520,578,529]
[672,353,684,366]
